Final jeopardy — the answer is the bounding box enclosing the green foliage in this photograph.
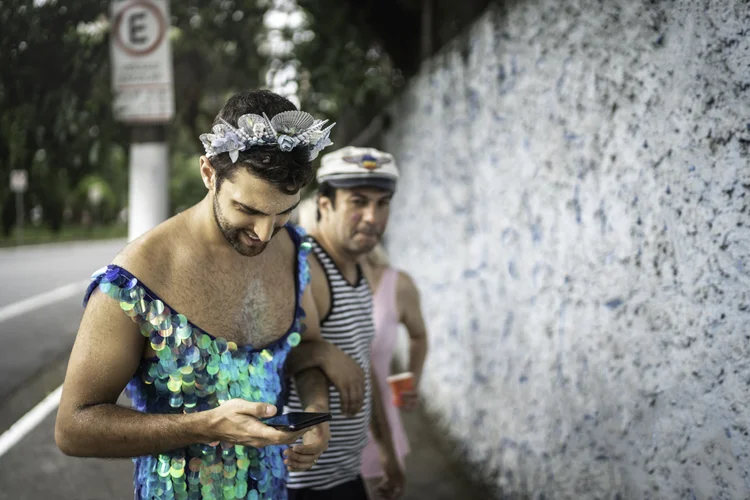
[0,0,124,233]
[169,126,205,213]
[71,174,119,223]
[284,0,405,119]
[0,0,417,239]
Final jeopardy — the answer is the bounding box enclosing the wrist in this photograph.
[188,409,220,443]
[304,403,329,413]
[313,340,334,368]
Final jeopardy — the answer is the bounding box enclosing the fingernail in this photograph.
[265,405,275,416]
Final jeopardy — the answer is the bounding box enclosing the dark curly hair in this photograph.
[209,90,315,195]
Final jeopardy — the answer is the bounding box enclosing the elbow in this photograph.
[54,414,85,457]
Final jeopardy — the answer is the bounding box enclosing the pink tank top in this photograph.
[361,267,410,478]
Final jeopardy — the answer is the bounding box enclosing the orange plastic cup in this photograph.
[386,372,414,408]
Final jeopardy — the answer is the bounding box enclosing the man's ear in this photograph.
[199,156,216,190]
[318,195,333,220]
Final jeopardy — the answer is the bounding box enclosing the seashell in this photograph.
[261,113,278,137]
[237,114,266,133]
[270,111,315,134]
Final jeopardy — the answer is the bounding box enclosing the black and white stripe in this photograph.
[286,238,375,490]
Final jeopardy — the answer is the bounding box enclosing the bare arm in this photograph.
[283,279,331,472]
[370,368,405,499]
[55,290,305,458]
[292,284,329,413]
[398,271,428,386]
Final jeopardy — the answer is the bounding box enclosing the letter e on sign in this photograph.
[113,1,166,56]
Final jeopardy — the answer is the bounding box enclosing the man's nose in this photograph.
[361,204,377,223]
[254,217,274,242]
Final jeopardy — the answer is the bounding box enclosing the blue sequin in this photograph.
[82,226,312,500]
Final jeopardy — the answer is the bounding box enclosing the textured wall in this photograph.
[382,1,750,498]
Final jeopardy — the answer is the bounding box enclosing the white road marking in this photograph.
[0,385,62,457]
[0,280,90,456]
[0,280,89,324]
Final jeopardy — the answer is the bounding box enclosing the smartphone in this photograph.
[262,411,332,432]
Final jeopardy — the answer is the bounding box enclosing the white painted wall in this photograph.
[382,1,750,498]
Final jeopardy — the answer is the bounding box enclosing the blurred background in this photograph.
[1,0,750,498]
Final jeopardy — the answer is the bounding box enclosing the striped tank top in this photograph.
[286,238,375,490]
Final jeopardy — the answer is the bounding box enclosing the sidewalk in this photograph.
[401,408,495,499]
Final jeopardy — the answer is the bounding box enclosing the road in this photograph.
[0,240,127,402]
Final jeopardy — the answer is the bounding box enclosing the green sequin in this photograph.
[92,253,312,500]
[287,332,301,347]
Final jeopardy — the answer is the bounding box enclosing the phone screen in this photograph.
[262,412,332,431]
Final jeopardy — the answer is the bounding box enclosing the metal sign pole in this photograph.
[9,169,28,246]
[15,190,23,246]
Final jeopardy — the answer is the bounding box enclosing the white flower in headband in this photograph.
[199,110,335,163]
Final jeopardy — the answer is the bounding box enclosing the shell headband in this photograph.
[200,111,335,162]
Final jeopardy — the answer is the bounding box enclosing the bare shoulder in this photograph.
[396,269,420,300]
[306,246,330,316]
[111,216,180,286]
[306,244,326,283]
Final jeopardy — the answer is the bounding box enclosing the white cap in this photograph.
[316,146,399,192]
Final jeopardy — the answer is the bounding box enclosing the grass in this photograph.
[0,223,127,248]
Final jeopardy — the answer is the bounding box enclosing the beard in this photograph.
[212,196,279,257]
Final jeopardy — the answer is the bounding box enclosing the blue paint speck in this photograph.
[502,312,514,339]
[564,131,582,143]
[519,375,528,384]
[467,88,480,121]
[508,261,519,279]
[531,223,542,243]
[689,165,696,172]
[462,268,479,279]
[605,298,624,309]
[726,428,732,438]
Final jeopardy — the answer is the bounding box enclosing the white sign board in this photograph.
[110,0,175,123]
[10,170,28,193]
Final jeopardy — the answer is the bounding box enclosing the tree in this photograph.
[0,0,124,233]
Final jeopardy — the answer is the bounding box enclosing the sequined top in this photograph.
[82,225,312,500]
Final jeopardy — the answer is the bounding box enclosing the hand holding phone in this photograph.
[262,411,332,432]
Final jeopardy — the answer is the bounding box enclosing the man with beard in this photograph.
[55,90,335,500]
[285,146,405,500]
